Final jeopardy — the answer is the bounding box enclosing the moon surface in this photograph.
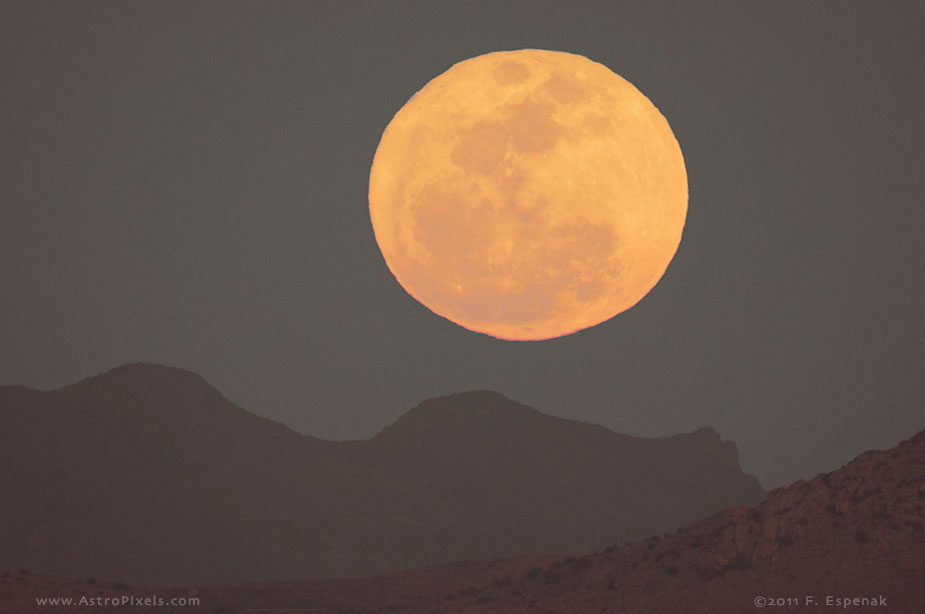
[369,49,687,340]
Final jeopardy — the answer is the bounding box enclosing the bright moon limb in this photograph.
[369,49,687,341]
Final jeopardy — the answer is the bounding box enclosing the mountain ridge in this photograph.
[1,363,765,585]
[1,363,754,466]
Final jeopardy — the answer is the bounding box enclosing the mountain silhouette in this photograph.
[3,427,921,613]
[0,363,764,585]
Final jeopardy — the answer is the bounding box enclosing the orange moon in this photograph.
[369,49,687,340]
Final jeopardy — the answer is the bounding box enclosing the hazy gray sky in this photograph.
[2,1,923,488]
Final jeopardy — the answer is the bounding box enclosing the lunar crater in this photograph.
[492,60,531,85]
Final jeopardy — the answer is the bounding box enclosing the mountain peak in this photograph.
[421,389,536,413]
[373,389,543,442]
[45,362,238,425]
[61,362,211,390]
[57,361,220,397]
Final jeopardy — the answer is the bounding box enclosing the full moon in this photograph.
[369,49,687,340]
